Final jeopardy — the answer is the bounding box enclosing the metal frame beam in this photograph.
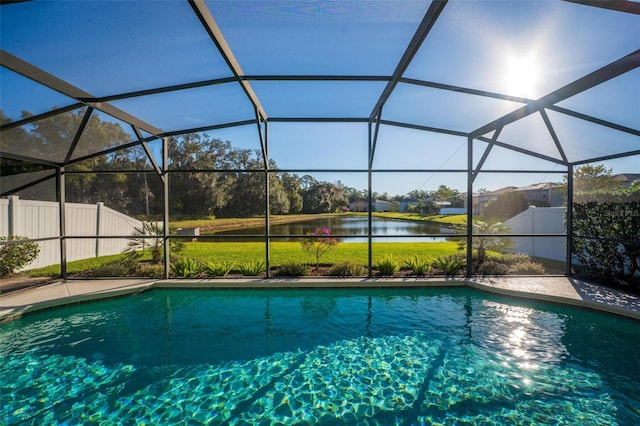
[63,107,94,164]
[471,49,640,139]
[539,109,568,164]
[563,0,640,15]
[0,50,163,137]
[132,126,164,180]
[368,0,447,122]
[188,0,268,122]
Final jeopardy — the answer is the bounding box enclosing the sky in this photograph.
[1,0,638,196]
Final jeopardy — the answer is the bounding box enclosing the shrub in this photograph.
[329,261,366,277]
[432,255,465,276]
[237,260,265,276]
[202,260,235,277]
[170,257,201,277]
[275,262,309,277]
[300,227,339,270]
[458,220,514,266]
[404,255,431,276]
[500,253,545,274]
[375,254,399,276]
[91,259,137,277]
[476,260,509,275]
[0,236,40,276]
[573,201,639,282]
[124,222,184,264]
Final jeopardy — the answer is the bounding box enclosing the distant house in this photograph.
[349,199,393,212]
[514,182,565,207]
[614,173,640,188]
[398,201,419,212]
[471,186,516,215]
[472,182,564,214]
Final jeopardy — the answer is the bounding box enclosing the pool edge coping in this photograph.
[1,277,639,323]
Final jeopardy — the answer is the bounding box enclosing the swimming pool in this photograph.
[1,288,639,424]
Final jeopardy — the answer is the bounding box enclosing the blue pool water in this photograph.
[1,288,639,425]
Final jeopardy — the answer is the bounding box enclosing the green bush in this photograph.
[237,260,265,276]
[202,260,235,277]
[432,255,465,276]
[170,257,201,277]
[0,236,40,276]
[476,260,509,275]
[92,259,137,277]
[573,201,639,282]
[404,255,431,276]
[274,262,309,277]
[375,254,399,276]
[329,261,366,277]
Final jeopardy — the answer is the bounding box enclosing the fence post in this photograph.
[95,202,104,257]
[7,195,20,237]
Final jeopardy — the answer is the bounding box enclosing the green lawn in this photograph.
[26,241,462,277]
[183,241,461,267]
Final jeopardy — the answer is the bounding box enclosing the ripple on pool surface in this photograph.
[2,331,620,425]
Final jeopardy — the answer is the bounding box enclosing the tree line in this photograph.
[4,109,636,221]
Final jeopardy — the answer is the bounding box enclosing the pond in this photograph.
[206,216,461,242]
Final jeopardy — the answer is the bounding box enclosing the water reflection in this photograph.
[209,216,459,242]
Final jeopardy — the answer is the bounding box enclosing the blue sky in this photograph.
[1,0,638,196]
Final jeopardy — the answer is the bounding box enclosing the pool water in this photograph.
[1,288,639,425]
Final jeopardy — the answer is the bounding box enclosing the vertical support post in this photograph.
[163,137,170,279]
[264,121,271,278]
[466,136,474,278]
[95,202,103,257]
[565,164,574,276]
[367,122,373,277]
[57,166,67,280]
[7,195,20,237]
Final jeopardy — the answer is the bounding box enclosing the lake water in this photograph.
[207,216,461,242]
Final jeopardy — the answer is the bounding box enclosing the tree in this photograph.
[300,227,339,270]
[279,172,303,214]
[300,178,347,213]
[168,134,238,217]
[484,191,529,220]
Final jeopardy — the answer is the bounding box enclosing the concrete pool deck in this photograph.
[1,276,639,322]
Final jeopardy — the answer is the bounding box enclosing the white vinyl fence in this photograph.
[1,196,145,270]
[505,206,567,261]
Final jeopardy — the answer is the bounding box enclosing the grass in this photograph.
[24,241,462,278]
[183,241,461,267]
[365,212,466,226]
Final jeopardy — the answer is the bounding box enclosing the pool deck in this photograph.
[1,276,639,322]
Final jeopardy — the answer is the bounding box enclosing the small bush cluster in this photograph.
[202,260,234,277]
[329,261,366,277]
[237,260,266,276]
[375,255,399,276]
[432,255,466,276]
[275,262,309,277]
[170,257,201,277]
[404,255,431,276]
[86,258,163,278]
[0,236,40,277]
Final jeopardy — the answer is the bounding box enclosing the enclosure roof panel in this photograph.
[0,0,233,97]
[207,0,432,76]
[0,0,638,167]
[403,0,640,99]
